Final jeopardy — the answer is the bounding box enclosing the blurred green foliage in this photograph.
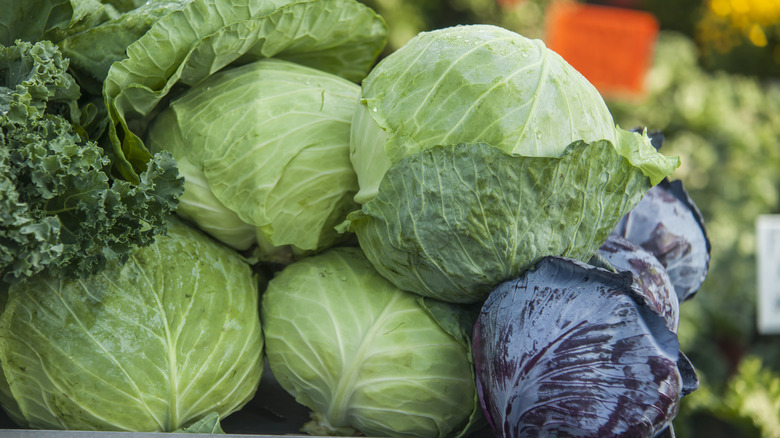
[357,0,551,54]
[674,356,780,438]
[694,0,780,78]
[359,0,780,77]
[643,0,704,35]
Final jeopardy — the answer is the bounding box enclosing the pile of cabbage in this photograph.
[0,0,710,436]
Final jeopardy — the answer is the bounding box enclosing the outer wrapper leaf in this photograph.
[0,0,118,47]
[344,141,651,303]
[58,0,194,82]
[261,247,479,438]
[473,256,685,438]
[598,234,680,334]
[611,178,711,302]
[173,412,225,434]
[0,220,263,431]
[103,0,387,183]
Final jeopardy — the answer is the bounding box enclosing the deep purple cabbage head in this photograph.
[611,179,710,302]
[598,234,680,333]
[473,256,688,438]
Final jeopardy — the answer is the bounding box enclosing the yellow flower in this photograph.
[700,0,779,51]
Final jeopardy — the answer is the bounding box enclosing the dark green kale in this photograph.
[0,40,182,285]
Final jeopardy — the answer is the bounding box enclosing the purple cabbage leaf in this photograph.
[595,235,699,398]
[611,178,711,302]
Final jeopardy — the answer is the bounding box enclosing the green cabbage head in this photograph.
[342,25,680,303]
[350,24,677,204]
[261,247,481,438]
[147,59,361,263]
[0,220,263,431]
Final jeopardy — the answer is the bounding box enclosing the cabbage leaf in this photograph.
[173,412,225,434]
[57,0,195,82]
[598,234,680,334]
[611,178,711,302]
[0,0,118,47]
[344,141,651,303]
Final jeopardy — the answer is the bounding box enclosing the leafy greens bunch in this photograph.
[0,1,712,437]
[0,39,181,285]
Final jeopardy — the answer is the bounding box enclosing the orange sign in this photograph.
[544,1,659,98]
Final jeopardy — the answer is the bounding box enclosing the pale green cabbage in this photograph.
[350,24,678,204]
[261,247,481,438]
[147,59,361,262]
[343,24,680,303]
[0,220,263,431]
[102,0,387,184]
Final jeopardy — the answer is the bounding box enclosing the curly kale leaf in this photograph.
[1,40,183,284]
